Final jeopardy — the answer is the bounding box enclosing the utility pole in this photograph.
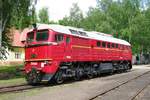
[0,0,3,59]
[0,0,2,47]
[0,20,2,47]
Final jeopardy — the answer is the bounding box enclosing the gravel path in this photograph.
[21,65,150,100]
[0,65,150,100]
[93,71,150,100]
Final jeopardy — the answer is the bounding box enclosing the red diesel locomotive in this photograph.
[24,24,132,85]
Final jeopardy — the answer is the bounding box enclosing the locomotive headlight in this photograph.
[41,61,51,68]
[41,62,45,68]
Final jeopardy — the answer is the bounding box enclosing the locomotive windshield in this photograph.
[27,32,34,43]
[36,30,49,41]
[27,30,49,43]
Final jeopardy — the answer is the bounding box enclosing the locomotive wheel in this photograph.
[87,72,93,79]
[118,63,124,73]
[54,70,64,84]
[74,69,82,81]
[109,67,114,75]
[87,67,94,79]
[123,63,128,72]
[126,63,131,71]
[26,69,42,85]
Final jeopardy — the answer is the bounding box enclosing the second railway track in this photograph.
[89,70,150,100]
[131,82,150,100]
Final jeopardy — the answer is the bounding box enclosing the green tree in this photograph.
[38,7,49,24]
[69,3,83,27]
[84,0,150,53]
[82,7,113,33]
[0,0,37,59]
[30,6,38,24]
[60,0,150,54]
[59,3,83,28]
[59,16,71,26]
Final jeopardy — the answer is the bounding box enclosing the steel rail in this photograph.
[0,84,44,94]
[89,70,150,100]
[131,83,150,100]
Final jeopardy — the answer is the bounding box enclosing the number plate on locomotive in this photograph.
[30,62,37,65]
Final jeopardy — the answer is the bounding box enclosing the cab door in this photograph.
[64,35,72,61]
[51,33,65,60]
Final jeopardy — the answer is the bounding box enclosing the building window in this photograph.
[15,52,21,59]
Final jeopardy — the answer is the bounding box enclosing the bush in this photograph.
[0,65,24,80]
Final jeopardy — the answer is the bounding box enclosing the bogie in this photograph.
[54,70,64,84]
[26,68,42,85]
[51,61,131,84]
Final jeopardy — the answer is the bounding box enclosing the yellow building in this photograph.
[0,28,29,66]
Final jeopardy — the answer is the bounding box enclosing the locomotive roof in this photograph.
[34,24,131,46]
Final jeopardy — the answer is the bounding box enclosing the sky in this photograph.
[36,0,97,21]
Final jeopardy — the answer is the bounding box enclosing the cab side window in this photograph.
[107,43,110,48]
[55,34,64,42]
[102,42,106,48]
[66,37,70,43]
[97,41,101,47]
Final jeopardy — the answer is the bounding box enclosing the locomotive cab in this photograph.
[25,29,60,85]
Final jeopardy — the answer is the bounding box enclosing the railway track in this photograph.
[0,84,43,94]
[89,70,150,100]
[0,69,133,94]
[131,82,150,100]
[0,68,149,96]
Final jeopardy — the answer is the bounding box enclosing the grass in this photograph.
[0,65,23,73]
[0,65,40,100]
[0,78,26,87]
[0,65,24,80]
[0,65,26,87]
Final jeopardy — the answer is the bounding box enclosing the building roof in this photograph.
[12,28,30,47]
[20,28,30,42]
